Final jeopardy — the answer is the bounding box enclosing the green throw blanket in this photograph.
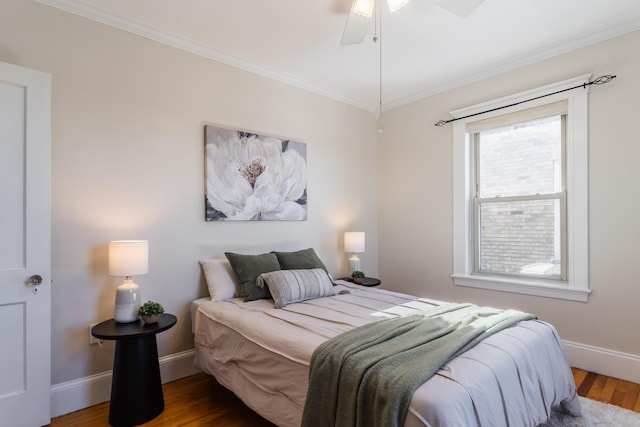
[301,303,535,427]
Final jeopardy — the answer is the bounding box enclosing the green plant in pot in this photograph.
[351,270,365,284]
[138,301,164,324]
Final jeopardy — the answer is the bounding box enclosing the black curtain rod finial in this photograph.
[592,74,616,85]
[434,74,617,127]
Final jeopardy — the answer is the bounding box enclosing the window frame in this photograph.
[451,75,591,302]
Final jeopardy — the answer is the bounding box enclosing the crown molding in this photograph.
[35,0,640,114]
[35,0,375,112]
[385,18,640,111]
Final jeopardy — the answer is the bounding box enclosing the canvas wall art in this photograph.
[205,125,308,221]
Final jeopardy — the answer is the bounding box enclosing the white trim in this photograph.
[452,274,589,302]
[50,349,199,418]
[34,0,373,112]
[564,340,640,385]
[47,343,640,418]
[384,19,640,110]
[449,74,592,118]
[452,75,590,301]
[35,0,640,113]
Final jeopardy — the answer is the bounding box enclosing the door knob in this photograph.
[29,274,43,286]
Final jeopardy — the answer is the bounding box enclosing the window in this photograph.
[473,108,566,280]
[452,75,590,302]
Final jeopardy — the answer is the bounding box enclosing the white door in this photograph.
[0,61,51,427]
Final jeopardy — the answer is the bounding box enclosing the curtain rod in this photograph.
[434,74,617,127]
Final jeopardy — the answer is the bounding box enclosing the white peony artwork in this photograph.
[205,125,307,221]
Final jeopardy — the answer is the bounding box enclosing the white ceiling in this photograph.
[38,0,640,111]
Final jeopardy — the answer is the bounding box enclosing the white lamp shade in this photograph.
[108,240,148,323]
[108,240,149,277]
[344,232,365,253]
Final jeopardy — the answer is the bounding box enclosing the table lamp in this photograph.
[344,232,365,275]
[108,240,148,323]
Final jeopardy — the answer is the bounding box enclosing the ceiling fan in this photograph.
[341,0,485,45]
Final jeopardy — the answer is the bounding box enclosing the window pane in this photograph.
[478,199,561,277]
[478,115,562,198]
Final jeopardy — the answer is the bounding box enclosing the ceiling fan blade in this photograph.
[432,0,484,18]
[341,0,373,45]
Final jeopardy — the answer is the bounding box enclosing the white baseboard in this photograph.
[50,349,199,418]
[563,340,640,384]
[51,342,640,419]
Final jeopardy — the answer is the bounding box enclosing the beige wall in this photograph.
[4,0,639,391]
[1,0,379,385]
[379,30,640,356]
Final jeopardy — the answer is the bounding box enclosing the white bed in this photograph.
[192,280,580,427]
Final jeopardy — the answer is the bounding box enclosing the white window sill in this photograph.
[452,274,590,302]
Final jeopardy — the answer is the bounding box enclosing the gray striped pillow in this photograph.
[257,268,336,308]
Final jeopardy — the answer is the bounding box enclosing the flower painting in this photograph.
[205,125,307,221]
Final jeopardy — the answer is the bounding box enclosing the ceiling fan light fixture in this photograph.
[352,0,375,18]
[387,0,410,13]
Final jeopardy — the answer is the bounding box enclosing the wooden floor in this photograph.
[49,373,275,427]
[50,368,640,426]
[573,368,640,412]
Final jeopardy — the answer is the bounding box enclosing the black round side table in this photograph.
[92,313,177,427]
[340,277,382,287]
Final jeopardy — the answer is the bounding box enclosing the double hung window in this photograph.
[452,76,590,301]
[471,103,566,280]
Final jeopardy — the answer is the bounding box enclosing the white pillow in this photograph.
[199,258,242,301]
[257,268,336,308]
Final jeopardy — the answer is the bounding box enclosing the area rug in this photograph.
[542,397,640,426]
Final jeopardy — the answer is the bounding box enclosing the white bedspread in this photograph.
[193,281,579,427]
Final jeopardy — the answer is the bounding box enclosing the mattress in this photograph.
[193,281,579,427]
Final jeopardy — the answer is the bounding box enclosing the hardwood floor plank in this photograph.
[610,389,626,407]
[572,367,587,385]
[50,370,640,426]
[576,371,598,397]
[592,375,608,400]
[622,383,640,410]
[600,377,619,402]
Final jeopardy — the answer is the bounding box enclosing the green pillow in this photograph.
[225,252,281,301]
[273,248,328,273]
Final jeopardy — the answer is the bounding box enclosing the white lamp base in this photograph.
[348,254,361,276]
[114,277,141,323]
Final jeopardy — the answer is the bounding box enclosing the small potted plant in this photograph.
[138,301,164,324]
[351,270,365,284]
